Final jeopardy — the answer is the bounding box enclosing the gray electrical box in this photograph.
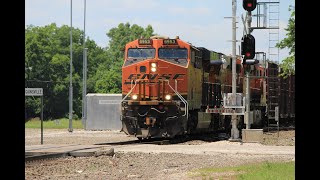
[242,129,263,143]
[85,94,122,130]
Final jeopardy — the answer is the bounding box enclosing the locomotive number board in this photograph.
[163,39,177,45]
[138,39,152,45]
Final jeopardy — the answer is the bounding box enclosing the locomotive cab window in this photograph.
[158,48,188,66]
[124,48,155,66]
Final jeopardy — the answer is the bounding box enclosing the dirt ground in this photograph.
[25,129,295,180]
[261,130,295,146]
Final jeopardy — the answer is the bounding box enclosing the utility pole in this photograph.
[82,0,87,128]
[82,48,88,128]
[230,0,240,140]
[68,0,73,133]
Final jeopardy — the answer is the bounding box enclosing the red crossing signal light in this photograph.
[241,34,255,63]
[243,0,257,12]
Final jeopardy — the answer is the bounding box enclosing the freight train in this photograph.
[120,36,295,139]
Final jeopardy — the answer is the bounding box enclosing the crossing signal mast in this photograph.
[241,0,259,130]
[226,0,260,140]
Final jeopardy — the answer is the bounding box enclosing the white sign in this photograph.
[275,106,279,121]
[25,88,43,96]
[99,100,121,104]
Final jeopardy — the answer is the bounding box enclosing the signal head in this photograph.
[243,0,257,12]
[241,34,255,61]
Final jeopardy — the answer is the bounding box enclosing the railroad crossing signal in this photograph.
[241,34,256,64]
[243,0,257,12]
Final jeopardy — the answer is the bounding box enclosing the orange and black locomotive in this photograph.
[120,36,295,139]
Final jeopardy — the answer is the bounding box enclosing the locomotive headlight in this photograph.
[165,94,172,101]
[132,94,138,100]
[151,63,157,72]
[151,67,157,72]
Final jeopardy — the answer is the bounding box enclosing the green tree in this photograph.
[25,22,155,120]
[107,23,154,70]
[25,23,108,119]
[91,22,155,93]
[277,5,295,78]
[94,68,122,93]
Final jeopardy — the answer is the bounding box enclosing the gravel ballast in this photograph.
[25,128,295,179]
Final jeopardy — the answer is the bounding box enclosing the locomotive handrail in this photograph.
[121,79,140,103]
[203,82,221,85]
[175,80,177,91]
[165,80,188,120]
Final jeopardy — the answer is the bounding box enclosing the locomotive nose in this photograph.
[136,60,159,74]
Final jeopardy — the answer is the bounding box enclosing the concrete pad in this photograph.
[25,144,112,157]
[70,147,114,157]
[25,144,83,156]
[242,129,263,143]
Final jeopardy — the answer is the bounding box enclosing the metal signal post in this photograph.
[232,0,237,105]
[230,0,240,140]
[69,0,73,132]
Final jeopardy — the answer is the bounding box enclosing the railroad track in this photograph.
[94,138,171,146]
[25,139,173,163]
[26,128,291,163]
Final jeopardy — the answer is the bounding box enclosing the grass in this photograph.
[25,118,83,129]
[188,161,295,180]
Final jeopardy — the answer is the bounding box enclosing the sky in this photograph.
[25,0,295,62]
